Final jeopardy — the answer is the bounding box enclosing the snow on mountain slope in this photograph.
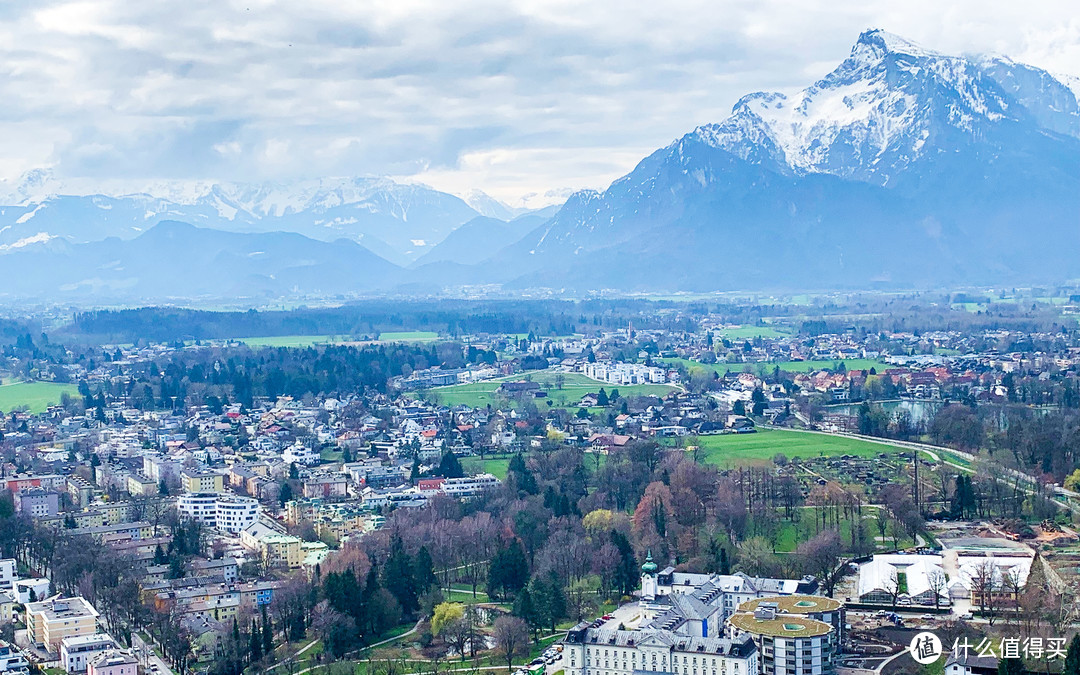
[0,172,483,262]
[694,29,1077,186]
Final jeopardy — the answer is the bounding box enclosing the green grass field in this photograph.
[462,456,512,480]
[759,506,917,553]
[662,357,891,376]
[0,380,79,413]
[715,325,791,339]
[231,334,348,347]
[232,331,439,348]
[425,370,677,410]
[691,429,905,466]
[378,331,439,342]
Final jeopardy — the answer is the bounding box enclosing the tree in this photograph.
[737,537,780,578]
[927,568,947,610]
[261,604,274,656]
[488,539,530,600]
[438,451,465,479]
[383,536,419,615]
[431,602,464,638]
[492,616,529,673]
[796,531,844,596]
[1064,635,1080,675]
[250,619,263,661]
[413,546,438,598]
[971,559,999,624]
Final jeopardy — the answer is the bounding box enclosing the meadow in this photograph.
[0,380,80,413]
[230,331,439,348]
[714,325,791,339]
[689,428,907,467]
[461,456,512,480]
[424,370,677,410]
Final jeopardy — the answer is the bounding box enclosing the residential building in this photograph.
[61,634,116,673]
[25,596,100,652]
[16,578,50,604]
[240,522,302,568]
[188,558,239,584]
[0,559,15,591]
[302,474,349,499]
[440,473,500,498]
[182,470,225,494]
[87,650,139,675]
[0,640,29,674]
[176,493,258,534]
[283,443,321,466]
[14,488,59,519]
[66,477,94,509]
[125,474,157,497]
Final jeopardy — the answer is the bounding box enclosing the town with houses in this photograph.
[2,302,1080,675]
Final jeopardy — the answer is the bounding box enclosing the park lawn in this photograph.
[661,357,891,376]
[465,450,608,480]
[378,331,439,342]
[0,380,79,413]
[320,447,345,463]
[692,429,906,467]
[715,325,791,339]
[462,456,512,480]
[232,334,347,348]
[755,507,918,554]
[425,370,677,411]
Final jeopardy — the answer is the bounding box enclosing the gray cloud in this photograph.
[0,0,1076,204]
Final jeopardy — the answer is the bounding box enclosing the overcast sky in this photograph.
[0,1,1077,206]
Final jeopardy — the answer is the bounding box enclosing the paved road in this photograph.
[132,632,175,675]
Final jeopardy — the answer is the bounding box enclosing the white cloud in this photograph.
[0,0,1075,203]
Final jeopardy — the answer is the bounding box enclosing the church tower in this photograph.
[640,550,658,601]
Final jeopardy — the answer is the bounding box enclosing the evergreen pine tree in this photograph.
[261,605,274,655]
[413,546,438,596]
[383,536,419,614]
[250,619,263,661]
[438,451,465,479]
[1065,636,1080,675]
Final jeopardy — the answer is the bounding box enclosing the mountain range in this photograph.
[2,29,1078,302]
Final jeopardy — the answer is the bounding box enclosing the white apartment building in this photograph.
[0,559,15,591]
[283,443,321,466]
[177,493,259,534]
[440,473,501,497]
[61,633,117,672]
[583,361,670,385]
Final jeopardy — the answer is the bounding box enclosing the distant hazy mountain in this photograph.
[0,220,401,302]
[491,29,1080,290]
[0,174,480,265]
[411,214,548,267]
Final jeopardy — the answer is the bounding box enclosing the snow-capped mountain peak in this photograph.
[691,29,1079,186]
[850,28,945,62]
